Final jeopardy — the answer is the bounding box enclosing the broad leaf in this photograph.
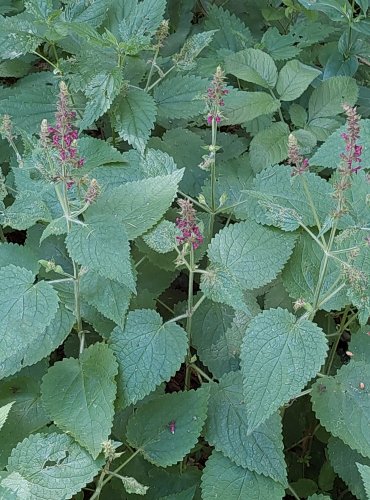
[205,5,253,52]
[3,191,52,230]
[224,91,281,124]
[311,361,370,458]
[204,372,287,484]
[328,436,370,500]
[0,265,59,379]
[80,271,133,327]
[201,220,296,309]
[86,170,183,239]
[249,122,290,172]
[4,432,103,499]
[297,0,351,21]
[308,76,358,121]
[153,75,207,120]
[142,220,180,254]
[113,88,157,153]
[126,388,209,467]
[41,343,118,458]
[66,215,136,291]
[225,48,278,88]
[201,451,285,499]
[241,308,328,432]
[276,60,321,101]
[0,242,38,274]
[110,309,188,405]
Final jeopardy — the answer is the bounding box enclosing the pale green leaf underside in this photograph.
[311,361,370,459]
[0,402,14,431]
[66,216,135,291]
[241,308,328,433]
[126,388,209,467]
[110,309,188,405]
[41,343,118,459]
[201,220,296,309]
[0,265,59,379]
[5,432,103,499]
[201,451,285,500]
[113,87,157,153]
[328,436,370,500]
[86,170,183,239]
[225,48,278,88]
[80,271,133,327]
[204,372,287,485]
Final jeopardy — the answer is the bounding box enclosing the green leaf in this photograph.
[307,495,332,500]
[0,242,38,274]
[204,4,253,52]
[86,170,183,239]
[143,220,180,254]
[358,464,370,499]
[0,72,58,134]
[204,372,287,484]
[201,220,296,309]
[174,31,217,70]
[126,388,209,467]
[328,436,370,500]
[5,432,103,498]
[113,88,157,153]
[201,451,285,499]
[276,60,321,101]
[261,27,301,61]
[348,326,370,364]
[297,0,351,21]
[41,343,118,459]
[0,402,14,431]
[310,120,370,169]
[224,91,281,125]
[66,215,135,291]
[110,309,188,405]
[311,361,370,458]
[241,308,328,433]
[236,166,334,231]
[308,76,358,121]
[80,271,132,327]
[0,265,59,379]
[77,136,125,173]
[192,298,260,378]
[153,75,207,120]
[0,362,50,469]
[118,0,166,42]
[225,48,278,89]
[3,191,52,230]
[80,68,123,129]
[249,122,290,172]
[282,233,348,312]
[0,15,42,59]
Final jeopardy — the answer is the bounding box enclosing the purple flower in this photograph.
[205,66,228,126]
[340,104,362,174]
[175,199,203,250]
[287,134,309,176]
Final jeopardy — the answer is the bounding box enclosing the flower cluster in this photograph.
[205,66,228,125]
[340,104,362,174]
[48,81,84,169]
[287,134,309,176]
[175,199,203,250]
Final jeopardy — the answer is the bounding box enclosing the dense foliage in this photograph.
[0,0,370,498]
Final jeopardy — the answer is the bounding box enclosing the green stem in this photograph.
[190,363,213,383]
[325,305,350,375]
[145,45,160,92]
[90,450,140,500]
[178,190,212,213]
[184,248,195,390]
[269,88,285,123]
[147,65,175,91]
[287,484,300,500]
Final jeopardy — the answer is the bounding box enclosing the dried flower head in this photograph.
[0,114,14,141]
[48,81,84,169]
[175,198,203,250]
[340,104,362,174]
[287,134,309,176]
[205,66,228,126]
[84,178,100,205]
[156,19,169,47]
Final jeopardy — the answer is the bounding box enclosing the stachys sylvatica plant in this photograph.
[0,1,370,499]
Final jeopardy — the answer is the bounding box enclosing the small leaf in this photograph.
[5,433,104,499]
[126,388,209,467]
[276,60,321,101]
[41,343,118,458]
[225,48,278,88]
[204,372,287,484]
[201,451,285,500]
[110,309,188,405]
[143,220,180,254]
[241,308,328,432]
[0,402,14,431]
[66,216,135,291]
[357,463,370,499]
[113,88,157,153]
[311,361,370,458]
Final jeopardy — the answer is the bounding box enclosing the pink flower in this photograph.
[175,199,203,250]
[340,104,362,174]
[205,66,228,126]
[287,134,309,176]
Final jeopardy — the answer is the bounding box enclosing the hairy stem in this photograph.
[184,247,195,390]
